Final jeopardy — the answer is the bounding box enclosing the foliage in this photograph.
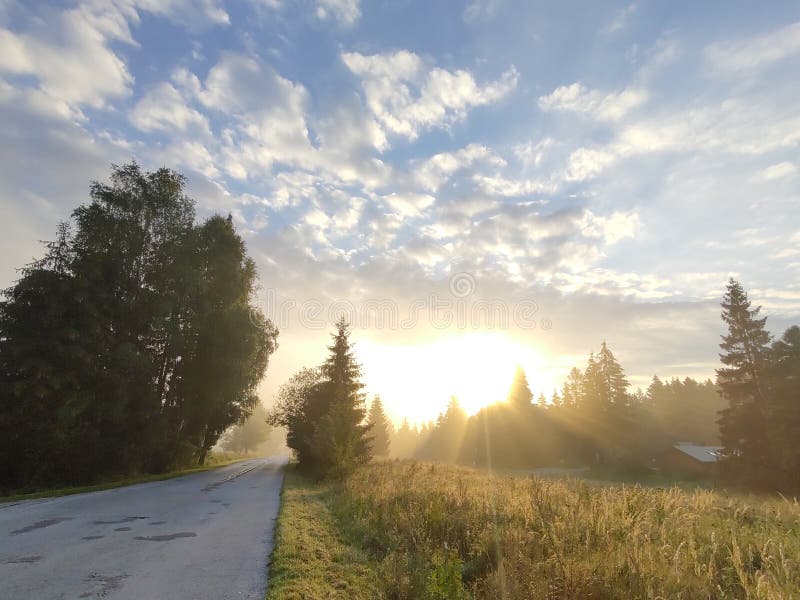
[332,460,800,599]
[0,163,278,490]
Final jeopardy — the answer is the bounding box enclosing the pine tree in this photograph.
[716,279,773,483]
[765,326,800,489]
[367,395,392,457]
[311,317,372,477]
[507,366,533,408]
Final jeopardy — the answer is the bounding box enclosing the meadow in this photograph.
[271,460,800,599]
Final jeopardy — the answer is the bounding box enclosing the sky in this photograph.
[1,0,799,424]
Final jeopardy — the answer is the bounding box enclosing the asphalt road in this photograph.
[0,458,286,600]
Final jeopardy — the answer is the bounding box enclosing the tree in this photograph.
[367,395,392,457]
[716,279,772,484]
[507,366,533,408]
[311,318,372,477]
[269,319,372,477]
[268,367,323,467]
[0,163,278,490]
[765,326,800,489]
[221,403,273,454]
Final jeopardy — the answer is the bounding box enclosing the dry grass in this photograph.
[330,460,800,599]
[266,466,380,599]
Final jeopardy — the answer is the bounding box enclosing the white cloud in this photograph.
[0,5,134,114]
[538,82,647,121]
[342,50,518,141]
[130,82,210,134]
[382,192,436,217]
[757,161,797,181]
[463,0,501,22]
[706,21,800,73]
[415,144,506,191]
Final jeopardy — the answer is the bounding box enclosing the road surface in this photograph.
[0,458,286,599]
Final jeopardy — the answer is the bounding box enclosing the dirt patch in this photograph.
[148,521,166,525]
[82,535,104,540]
[114,527,132,532]
[79,572,127,598]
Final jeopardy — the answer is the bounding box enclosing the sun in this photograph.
[359,332,547,424]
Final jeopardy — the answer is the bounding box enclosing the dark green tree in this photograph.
[716,279,772,484]
[311,318,372,477]
[367,395,392,457]
[765,326,800,489]
[0,163,278,490]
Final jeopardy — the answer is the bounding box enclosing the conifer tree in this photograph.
[507,366,533,408]
[367,395,392,457]
[311,317,372,477]
[716,279,772,482]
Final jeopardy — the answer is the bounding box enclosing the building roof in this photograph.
[672,443,724,463]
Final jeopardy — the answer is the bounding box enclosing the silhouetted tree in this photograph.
[507,366,533,408]
[716,278,772,485]
[367,395,392,457]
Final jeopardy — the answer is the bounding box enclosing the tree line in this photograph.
[0,164,278,491]
[371,280,800,492]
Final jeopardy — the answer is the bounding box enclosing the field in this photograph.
[269,460,800,599]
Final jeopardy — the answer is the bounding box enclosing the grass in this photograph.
[0,453,250,503]
[265,465,380,599]
[321,460,800,599]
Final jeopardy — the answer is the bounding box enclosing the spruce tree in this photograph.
[767,326,800,489]
[716,279,772,483]
[311,317,372,477]
[507,366,533,408]
[367,395,392,457]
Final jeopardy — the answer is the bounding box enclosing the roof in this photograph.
[672,443,724,463]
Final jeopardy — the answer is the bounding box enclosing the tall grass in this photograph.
[331,461,800,599]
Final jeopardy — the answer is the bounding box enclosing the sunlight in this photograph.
[359,332,549,424]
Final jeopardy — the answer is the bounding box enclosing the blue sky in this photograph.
[1,0,799,420]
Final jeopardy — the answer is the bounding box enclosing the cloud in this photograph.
[315,0,360,26]
[130,82,211,134]
[382,192,436,217]
[342,50,518,141]
[0,4,134,114]
[251,0,361,27]
[600,3,636,36]
[706,20,800,74]
[538,82,647,121]
[414,144,506,191]
[757,161,797,181]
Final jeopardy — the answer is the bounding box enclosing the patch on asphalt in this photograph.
[3,555,43,564]
[10,517,73,535]
[82,535,104,540]
[79,572,127,598]
[148,521,166,525]
[133,532,197,541]
[114,527,132,531]
[91,516,148,525]
[201,464,259,492]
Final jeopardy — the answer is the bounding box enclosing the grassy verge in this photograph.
[265,465,379,599]
[0,454,250,503]
[327,460,800,599]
